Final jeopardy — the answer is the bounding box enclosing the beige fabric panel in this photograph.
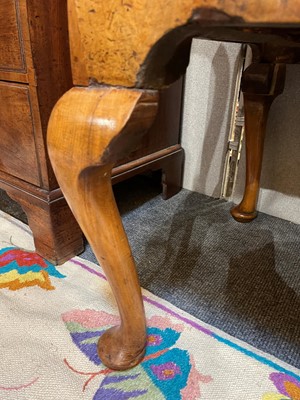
[181,38,242,198]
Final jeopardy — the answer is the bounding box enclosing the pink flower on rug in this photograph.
[62,309,120,329]
[147,315,184,332]
[181,355,212,400]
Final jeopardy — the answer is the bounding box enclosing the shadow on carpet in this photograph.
[81,176,300,370]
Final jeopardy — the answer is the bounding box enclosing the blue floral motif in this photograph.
[62,310,205,399]
[142,348,191,399]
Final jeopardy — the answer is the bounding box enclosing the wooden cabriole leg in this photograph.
[47,86,158,370]
[231,63,286,222]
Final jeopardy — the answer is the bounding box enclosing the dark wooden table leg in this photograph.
[47,86,158,370]
[231,63,286,222]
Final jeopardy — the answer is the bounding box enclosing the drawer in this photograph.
[0,0,26,72]
[0,82,40,185]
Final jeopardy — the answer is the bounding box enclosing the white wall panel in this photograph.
[182,39,300,224]
[181,39,242,197]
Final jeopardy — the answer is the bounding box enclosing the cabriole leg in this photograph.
[47,86,158,370]
[231,63,286,222]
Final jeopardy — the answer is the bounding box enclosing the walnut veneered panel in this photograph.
[0,0,26,72]
[0,82,40,185]
[68,0,300,87]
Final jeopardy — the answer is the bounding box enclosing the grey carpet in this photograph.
[82,175,300,370]
[1,175,299,369]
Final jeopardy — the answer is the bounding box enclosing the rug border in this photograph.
[1,210,299,380]
[70,257,300,380]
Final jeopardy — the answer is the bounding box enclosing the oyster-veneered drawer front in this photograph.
[0,82,40,185]
[0,0,26,72]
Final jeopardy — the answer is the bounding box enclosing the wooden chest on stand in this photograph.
[0,0,183,264]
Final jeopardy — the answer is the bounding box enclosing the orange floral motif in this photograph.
[263,372,300,400]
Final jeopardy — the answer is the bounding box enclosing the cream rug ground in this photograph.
[0,210,299,400]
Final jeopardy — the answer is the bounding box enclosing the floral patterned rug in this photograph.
[0,210,299,400]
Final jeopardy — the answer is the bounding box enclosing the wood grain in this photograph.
[0,82,40,185]
[26,0,74,189]
[231,63,286,222]
[68,0,300,87]
[112,144,183,200]
[7,189,83,265]
[47,86,158,369]
[45,0,300,371]
[0,0,25,72]
[0,0,84,262]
